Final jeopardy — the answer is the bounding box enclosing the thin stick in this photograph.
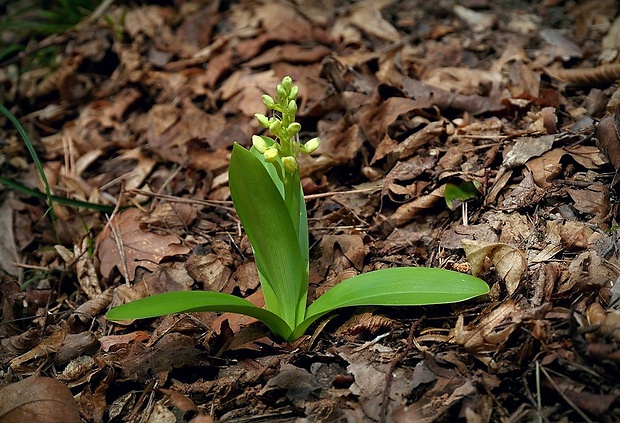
[539,365,594,423]
[380,317,426,423]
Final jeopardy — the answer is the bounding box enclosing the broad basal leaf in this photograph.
[106,291,293,340]
[292,267,489,339]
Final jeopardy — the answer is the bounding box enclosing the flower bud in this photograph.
[276,84,287,102]
[262,95,275,109]
[251,135,269,153]
[300,137,320,154]
[287,99,297,114]
[263,147,279,163]
[282,156,298,173]
[269,119,281,134]
[288,85,298,101]
[287,122,301,136]
[254,113,270,128]
[281,76,292,91]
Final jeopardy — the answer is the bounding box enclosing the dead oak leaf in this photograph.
[98,208,190,281]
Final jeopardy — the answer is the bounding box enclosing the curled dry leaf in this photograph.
[69,287,114,328]
[388,185,446,227]
[0,377,81,423]
[9,326,66,371]
[461,239,526,296]
[335,312,401,339]
[453,301,511,350]
[319,235,365,274]
[545,63,620,85]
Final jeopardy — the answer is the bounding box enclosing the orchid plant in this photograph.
[106,76,489,342]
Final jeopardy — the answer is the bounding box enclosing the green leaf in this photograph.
[444,181,480,210]
[229,143,304,329]
[249,146,309,325]
[106,291,293,340]
[291,267,489,339]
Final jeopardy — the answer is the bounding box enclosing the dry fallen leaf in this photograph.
[594,106,620,183]
[0,377,81,423]
[97,208,190,281]
[0,195,21,276]
[461,239,526,295]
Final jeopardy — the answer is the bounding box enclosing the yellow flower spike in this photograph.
[282,156,298,173]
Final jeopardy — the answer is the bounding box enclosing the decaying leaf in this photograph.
[9,326,66,371]
[97,208,190,281]
[335,312,401,339]
[502,135,555,169]
[594,106,620,181]
[0,377,81,423]
[461,239,526,295]
[319,235,365,273]
[56,237,102,300]
[0,195,21,276]
[388,185,446,227]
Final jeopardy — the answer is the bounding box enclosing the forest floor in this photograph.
[1,0,620,422]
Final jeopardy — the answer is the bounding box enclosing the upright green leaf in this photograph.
[249,146,309,325]
[229,143,304,328]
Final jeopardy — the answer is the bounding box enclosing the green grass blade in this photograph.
[229,143,304,328]
[106,291,293,340]
[0,103,58,240]
[294,268,489,339]
[0,175,115,212]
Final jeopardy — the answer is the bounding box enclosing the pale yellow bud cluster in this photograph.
[250,76,320,174]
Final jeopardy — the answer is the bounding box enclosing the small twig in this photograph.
[539,365,595,423]
[128,188,236,213]
[536,361,543,423]
[304,187,378,200]
[380,316,426,423]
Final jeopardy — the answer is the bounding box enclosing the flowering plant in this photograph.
[107,76,488,341]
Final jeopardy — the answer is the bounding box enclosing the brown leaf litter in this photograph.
[1,0,620,421]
